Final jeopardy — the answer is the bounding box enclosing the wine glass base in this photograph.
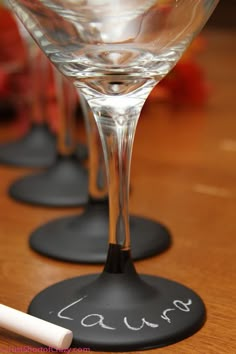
[28,272,206,351]
[0,124,56,168]
[29,203,171,262]
[9,155,88,207]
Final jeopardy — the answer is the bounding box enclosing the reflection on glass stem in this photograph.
[79,92,107,202]
[24,50,48,125]
[55,70,77,156]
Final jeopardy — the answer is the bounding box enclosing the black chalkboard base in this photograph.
[29,202,171,263]
[28,251,206,351]
[8,153,88,207]
[0,123,56,168]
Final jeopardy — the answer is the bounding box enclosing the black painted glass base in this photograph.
[29,202,171,263]
[9,154,88,207]
[28,248,206,351]
[0,124,56,168]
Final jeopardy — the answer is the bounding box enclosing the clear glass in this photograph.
[8,0,219,253]
[9,0,218,92]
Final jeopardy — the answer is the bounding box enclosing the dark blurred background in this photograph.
[206,1,236,29]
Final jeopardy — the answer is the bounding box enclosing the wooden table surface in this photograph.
[0,29,235,354]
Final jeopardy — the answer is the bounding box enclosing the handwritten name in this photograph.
[50,296,192,331]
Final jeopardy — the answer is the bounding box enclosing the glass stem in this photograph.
[78,91,108,202]
[54,71,77,156]
[84,94,145,251]
[29,49,50,125]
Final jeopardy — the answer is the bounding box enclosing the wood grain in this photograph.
[0,29,235,354]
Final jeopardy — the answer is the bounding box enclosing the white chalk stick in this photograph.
[0,304,73,350]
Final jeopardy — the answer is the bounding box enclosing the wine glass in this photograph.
[8,68,88,207]
[29,90,171,262]
[9,0,219,350]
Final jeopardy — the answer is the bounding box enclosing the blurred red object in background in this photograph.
[0,6,27,66]
[148,37,209,107]
[149,59,209,106]
[0,5,29,122]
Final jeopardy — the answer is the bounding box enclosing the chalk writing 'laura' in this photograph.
[50,296,192,331]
